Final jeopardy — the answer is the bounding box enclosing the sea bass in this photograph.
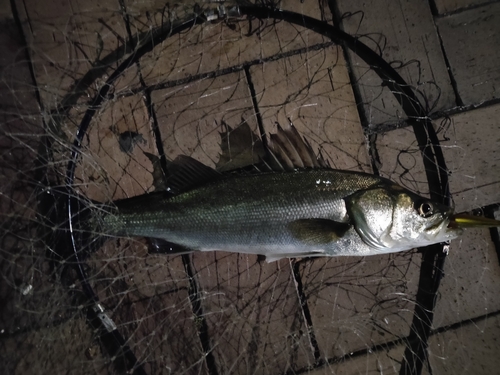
[78,124,499,262]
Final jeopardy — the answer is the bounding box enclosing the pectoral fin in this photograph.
[288,219,351,245]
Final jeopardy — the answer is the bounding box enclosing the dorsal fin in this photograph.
[281,123,315,167]
[216,120,266,172]
[272,123,305,168]
[166,155,222,194]
[264,122,330,171]
[268,134,294,171]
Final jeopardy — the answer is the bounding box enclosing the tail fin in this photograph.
[37,187,107,268]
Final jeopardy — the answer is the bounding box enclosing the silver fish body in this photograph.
[98,168,462,262]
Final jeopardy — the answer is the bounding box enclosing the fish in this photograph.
[42,124,500,262]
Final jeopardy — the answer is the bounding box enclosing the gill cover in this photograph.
[345,187,394,250]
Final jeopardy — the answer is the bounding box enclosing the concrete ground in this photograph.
[0,0,499,374]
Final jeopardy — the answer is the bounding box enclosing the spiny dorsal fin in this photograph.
[216,120,265,172]
[268,134,294,171]
[265,122,330,171]
[282,122,316,167]
[272,123,305,168]
[167,155,222,194]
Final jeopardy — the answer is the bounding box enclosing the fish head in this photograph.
[346,185,463,252]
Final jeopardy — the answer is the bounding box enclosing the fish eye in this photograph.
[417,202,434,218]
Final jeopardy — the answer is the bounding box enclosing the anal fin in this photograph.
[148,238,195,256]
[264,250,326,263]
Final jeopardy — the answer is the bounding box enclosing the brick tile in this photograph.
[123,0,198,28]
[17,0,125,108]
[0,17,44,207]
[308,345,405,374]
[439,104,500,212]
[0,0,12,18]
[0,18,87,375]
[249,46,371,172]
[434,0,491,15]
[75,95,156,201]
[299,252,421,358]
[375,127,431,197]
[279,0,333,20]
[2,319,107,375]
[191,253,315,374]
[337,0,455,125]
[151,71,258,168]
[428,315,500,374]
[376,104,500,212]
[135,16,329,91]
[432,228,500,328]
[436,3,500,105]
[90,241,207,374]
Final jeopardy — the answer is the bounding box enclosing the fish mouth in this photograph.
[448,212,500,229]
[430,212,459,237]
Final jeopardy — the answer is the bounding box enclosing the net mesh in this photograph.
[1,1,498,375]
